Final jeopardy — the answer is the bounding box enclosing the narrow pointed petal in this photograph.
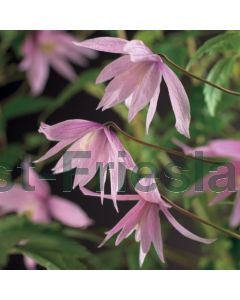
[162,207,216,244]
[38,120,101,141]
[80,187,140,201]
[209,190,233,206]
[28,51,49,96]
[34,140,74,163]
[48,196,93,228]
[74,37,128,53]
[146,73,162,132]
[162,63,190,138]
[96,55,134,84]
[128,64,160,122]
[148,205,165,263]
[50,56,76,81]
[230,192,240,227]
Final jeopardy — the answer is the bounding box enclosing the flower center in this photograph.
[40,42,56,54]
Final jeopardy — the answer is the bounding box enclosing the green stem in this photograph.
[159,53,240,96]
[106,121,223,166]
[161,194,240,240]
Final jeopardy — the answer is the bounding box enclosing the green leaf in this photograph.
[0,215,90,269]
[3,96,52,120]
[0,143,23,168]
[203,57,235,116]
[187,31,240,69]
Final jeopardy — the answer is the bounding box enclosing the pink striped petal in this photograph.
[209,190,233,206]
[128,63,159,122]
[48,196,93,228]
[96,55,134,84]
[162,63,190,138]
[38,120,101,141]
[74,37,128,53]
[162,206,216,244]
[34,140,74,163]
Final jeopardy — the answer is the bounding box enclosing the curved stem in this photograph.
[159,53,240,96]
[106,121,223,166]
[161,194,240,240]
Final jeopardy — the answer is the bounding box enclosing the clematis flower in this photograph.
[81,177,214,266]
[175,139,240,227]
[74,37,190,137]
[20,30,97,95]
[0,161,92,269]
[35,119,136,210]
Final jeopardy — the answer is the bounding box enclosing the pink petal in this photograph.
[24,256,36,270]
[162,63,190,138]
[34,139,74,163]
[123,40,159,63]
[209,190,233,206]
[38,119,101,141]
[128,63,159,122]
[80,187,141,201]
[146,72,162,133]
[162,206,216,244]
[48,196,93,228]
[74,37,128,53]
[0,185,26,213]
[96,55,134,84]
[147,205,165,263]
[28,50,49,96]
[98,62,149,110]
[230,192,240,227]
[50,56,76,81]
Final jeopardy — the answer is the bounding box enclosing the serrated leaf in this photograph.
[3,96,52,120]
[187,31,240,69]
[203,57,235,116]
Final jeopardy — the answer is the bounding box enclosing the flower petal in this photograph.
[50,56,76,81]
[38,119,101,141]
[230,192,240,227]
[96,55,134,84]
[48,196,93,228]
[162,206,216,244]
[74,37,128,53]
[162,63,190,138]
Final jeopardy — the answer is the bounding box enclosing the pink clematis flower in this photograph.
[0,161,92,269]
[74,37,190,137]
[20,30,97,95]
[175,139,240,227]
[35,119,136,210]
[81,177,214,266]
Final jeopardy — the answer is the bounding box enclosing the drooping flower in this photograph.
[81,177,214,266]
[20,30,97,95]
[35,119,136,210]
[74,37,190,137]
[0,160,92,269]
[175,139,240,227]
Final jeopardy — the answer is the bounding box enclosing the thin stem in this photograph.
[106,121,223,166]
[159,53,240,96]
[161,194,240,240]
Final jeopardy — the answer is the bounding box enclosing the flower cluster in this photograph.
[1,31,239,269]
